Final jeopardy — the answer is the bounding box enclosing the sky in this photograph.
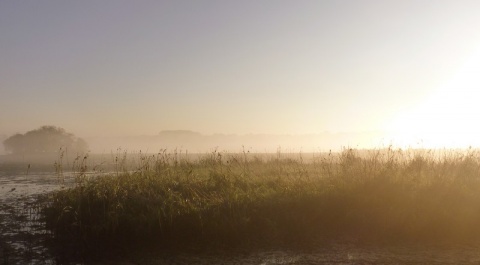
[2,1,480,149]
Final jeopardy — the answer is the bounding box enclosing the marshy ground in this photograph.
[0,172,68,264]
[4,148,480,264]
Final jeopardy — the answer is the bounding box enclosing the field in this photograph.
[33,147,480,262]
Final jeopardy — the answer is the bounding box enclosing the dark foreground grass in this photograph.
[40,148,480,261]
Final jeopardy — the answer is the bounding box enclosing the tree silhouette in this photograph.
[3,126,88,154]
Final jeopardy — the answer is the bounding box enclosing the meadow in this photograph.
[38,147,480,261]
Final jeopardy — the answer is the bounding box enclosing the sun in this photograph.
[387,50,480,148]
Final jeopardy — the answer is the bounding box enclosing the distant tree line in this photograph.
[3,126,88,155]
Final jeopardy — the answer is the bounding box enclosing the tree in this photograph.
[3,126,89,154]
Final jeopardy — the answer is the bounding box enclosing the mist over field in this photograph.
[85,130,386,153]
[0,127,387,166]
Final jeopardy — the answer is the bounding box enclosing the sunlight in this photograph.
[388,49,480,148]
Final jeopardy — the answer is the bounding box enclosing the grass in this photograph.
[39,147,480,261]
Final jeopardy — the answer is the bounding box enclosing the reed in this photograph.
[40,147,480,259]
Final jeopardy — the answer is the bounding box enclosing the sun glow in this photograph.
[388,49,480,148]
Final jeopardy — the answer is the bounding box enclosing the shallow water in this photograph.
[121,242,480,265]
[0,172,69,264]
[2,172,480,264]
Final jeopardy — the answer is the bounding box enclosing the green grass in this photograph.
[40,147,480,260]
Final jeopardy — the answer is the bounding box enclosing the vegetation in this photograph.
[40,147,480,261]
[3,125,88,155]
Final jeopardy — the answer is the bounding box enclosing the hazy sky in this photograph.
[2,1,480,147]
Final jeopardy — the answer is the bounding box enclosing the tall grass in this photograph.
[40,147,480,259]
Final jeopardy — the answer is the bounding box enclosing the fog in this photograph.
[0,134,6,155]
[82,130,386,154]
[0,128,388,165]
